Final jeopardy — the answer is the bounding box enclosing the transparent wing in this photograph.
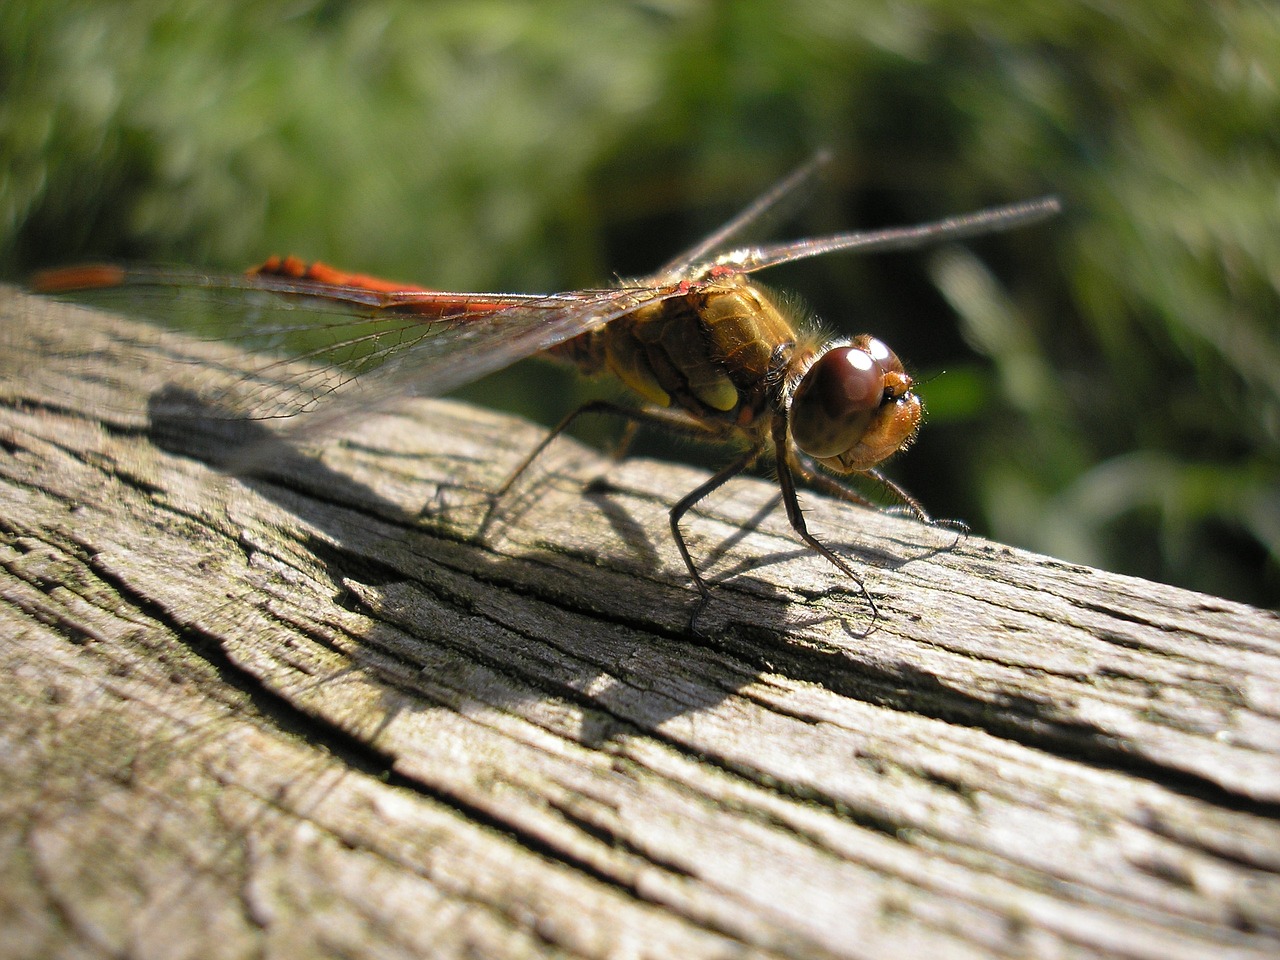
[33,264,688,447]
[251,279,683,450]
[647,156,1057,282]
[653,151,831,279]
[716,196,1063,276]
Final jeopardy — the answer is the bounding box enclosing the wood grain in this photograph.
[2,285,1278,959]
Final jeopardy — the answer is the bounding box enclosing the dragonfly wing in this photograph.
[257,281,684,452]
[34,265,565,403]
[35,266,690,461]
[721,196,1063,276]
[653,153,831,279]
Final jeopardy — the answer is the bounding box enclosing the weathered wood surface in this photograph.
[1,284,1278,960]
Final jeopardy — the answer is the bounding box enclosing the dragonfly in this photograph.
[33,159,1059,621]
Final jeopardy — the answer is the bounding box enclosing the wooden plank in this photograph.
[1,284,1278,959]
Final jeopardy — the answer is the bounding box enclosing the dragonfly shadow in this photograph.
[143,387,795,744]
[145,386,420,522]
[695,490,785,576]
[580,475,662,573]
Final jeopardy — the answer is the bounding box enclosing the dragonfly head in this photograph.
[788,335,921,473]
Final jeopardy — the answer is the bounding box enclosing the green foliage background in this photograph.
[4,0,1277,606]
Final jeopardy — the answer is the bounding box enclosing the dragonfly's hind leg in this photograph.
[489,399,727,505]
[483,399,758,626]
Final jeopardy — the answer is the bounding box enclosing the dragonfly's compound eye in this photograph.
[791,346,884,458]
[790,337,921,472]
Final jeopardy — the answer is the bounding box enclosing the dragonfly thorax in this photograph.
[569,276,801,429]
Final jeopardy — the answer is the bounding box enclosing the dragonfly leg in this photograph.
[791,455,880,510]
[667,447,760,632]
[492,399,726,501]
[772,416,879,620]
[609,418,640,462]
[860,466,930,521]
[489,399,773,629]
[861,467,970,540]
[792,457,967,557]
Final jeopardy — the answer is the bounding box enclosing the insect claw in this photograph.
[475,490,506,542]
[916,515,970,552]
[687,588,716,638]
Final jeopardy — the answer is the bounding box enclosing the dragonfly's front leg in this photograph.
[792,455,970,542]
[771,415,880,621]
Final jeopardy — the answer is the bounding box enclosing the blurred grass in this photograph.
[3,0,1276,607]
